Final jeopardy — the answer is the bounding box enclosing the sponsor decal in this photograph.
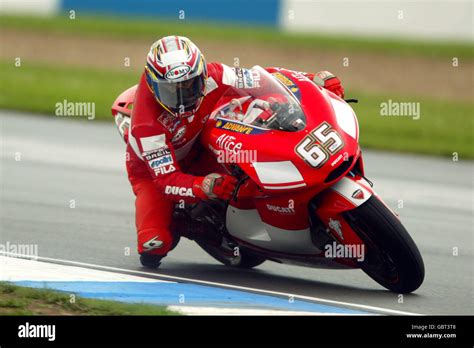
[144,148,171,161]
[316,70,335,81]
[351,189,365,200]
[330,153,343,167]
[114,113,130,141]
[215,134,242,154]
[272,72,301,100]
[143,236,163,251]
[234,68,244,89]
[165,65,191,80]
[266,202,295,215]
[292,71,309,82]
[140,134,166,152]
[234,68,260,89]
[328,218,344,240]
[171,126,187,145]
[157,111,181,133]
[149,154,173,169]
[215,119,264,135]
[243,69,253,88]
[201,176,213,193]
[330,152,349,167]
[165,185,194,197]
[154,164,176,176]
[243,68,260,88]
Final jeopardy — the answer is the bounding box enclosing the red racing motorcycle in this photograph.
[112,66,424,293]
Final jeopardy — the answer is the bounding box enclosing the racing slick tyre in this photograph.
[344,196,425,293]
[196,240,266,269]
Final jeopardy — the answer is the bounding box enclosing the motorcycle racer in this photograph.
[124,35,345,268]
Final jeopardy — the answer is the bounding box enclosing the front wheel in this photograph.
[344,196,425,293]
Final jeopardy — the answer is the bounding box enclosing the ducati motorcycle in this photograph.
[112,66,424,293]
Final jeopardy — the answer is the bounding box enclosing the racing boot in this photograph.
[139,253,164,268]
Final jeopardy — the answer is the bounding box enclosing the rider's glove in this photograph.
[193,173,238,201]
[313,71,345,99]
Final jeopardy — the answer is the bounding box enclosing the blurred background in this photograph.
[0,1,473,314]
[0,0,473,156]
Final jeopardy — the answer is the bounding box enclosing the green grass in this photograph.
[0,282,180,315]
[0,60,137,119]
[1,14,472,60]
[349,91,473,158]
[0,60,472,158]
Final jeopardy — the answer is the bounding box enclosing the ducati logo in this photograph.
[352,189,364,199]
[165,185,194,197]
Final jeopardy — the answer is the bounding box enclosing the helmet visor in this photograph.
[148,69,205,114]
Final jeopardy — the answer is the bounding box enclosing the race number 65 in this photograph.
[295,122,344,168]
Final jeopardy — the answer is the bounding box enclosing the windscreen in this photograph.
[214,66,306,132]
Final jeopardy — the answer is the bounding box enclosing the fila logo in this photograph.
[165,185,194,197]
[154,164,176,176]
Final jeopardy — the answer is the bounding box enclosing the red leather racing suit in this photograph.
[126,63,342,256]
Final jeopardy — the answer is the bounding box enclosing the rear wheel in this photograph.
[344,196,424,293]
[196,238,266,269]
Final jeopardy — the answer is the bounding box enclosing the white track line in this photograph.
[0,252,421,315]
[167,306,365,316]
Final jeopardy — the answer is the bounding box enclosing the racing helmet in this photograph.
[145,36,207,118]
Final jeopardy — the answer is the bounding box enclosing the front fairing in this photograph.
[201,67,360,194]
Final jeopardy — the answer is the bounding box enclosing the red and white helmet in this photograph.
[145,36,207,118]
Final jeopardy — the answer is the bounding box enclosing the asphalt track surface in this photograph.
[0,111,472,314]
